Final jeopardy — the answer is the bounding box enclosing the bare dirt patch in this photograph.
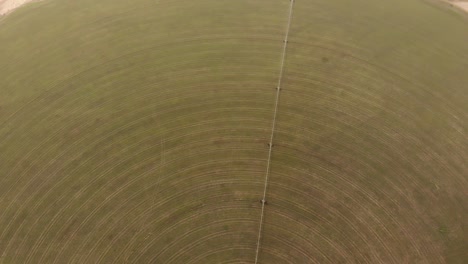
[445,0,468,13]
[0,0,39,16]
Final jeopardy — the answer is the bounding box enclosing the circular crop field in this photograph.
[0,0,467,263]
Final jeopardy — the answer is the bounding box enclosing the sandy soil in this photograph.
[0,0,39,16]
[446,0,468,12]
[454,2,468,12]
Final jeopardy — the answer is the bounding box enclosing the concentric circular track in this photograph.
[0,0,466,263]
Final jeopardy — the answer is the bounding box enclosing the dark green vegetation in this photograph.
[0,0,467,263]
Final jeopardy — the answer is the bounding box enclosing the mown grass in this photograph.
[264,0,468,262]
[0,0,467,263]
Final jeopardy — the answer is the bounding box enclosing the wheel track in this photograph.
[268,159,396,261]
[186,246,253,264]
[129,209,252,263]
[1,0,464,262]
[102,180,261,263]
[272,127,442,261]
[96,172,263,263]
[36,148,266,262]
[265,180,376,261]
[147,217,256,263]
[0,34,280,138]
[54,145,264,263]
[1,55,276,260]
[21,108,266,262]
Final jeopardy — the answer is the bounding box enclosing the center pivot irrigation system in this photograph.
[254,0,295,263]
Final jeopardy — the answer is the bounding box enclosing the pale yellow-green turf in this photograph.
[0,0,467,263]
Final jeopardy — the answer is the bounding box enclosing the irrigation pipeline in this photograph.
[253,0,295,263]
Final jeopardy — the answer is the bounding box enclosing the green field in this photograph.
[0,0,467,263]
